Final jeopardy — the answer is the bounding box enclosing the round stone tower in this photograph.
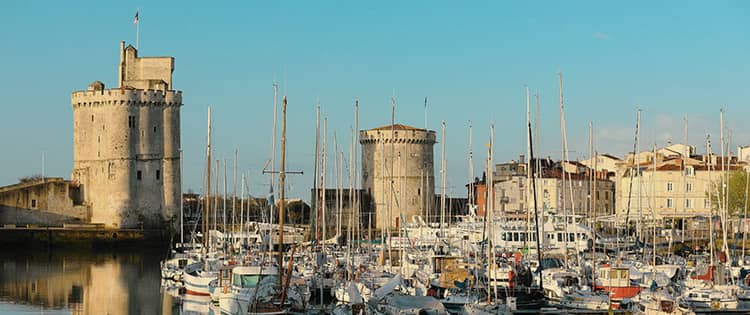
[359,124,436,231]
[70,42,182,229]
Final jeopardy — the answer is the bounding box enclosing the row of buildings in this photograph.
[465,143,749,229]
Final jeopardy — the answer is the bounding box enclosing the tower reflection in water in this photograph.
[0,248,178,314]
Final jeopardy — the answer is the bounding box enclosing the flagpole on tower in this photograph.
[134,8,140,50]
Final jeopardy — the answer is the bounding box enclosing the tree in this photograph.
[710,170,750,217]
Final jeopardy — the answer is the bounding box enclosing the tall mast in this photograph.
[355,100,363,246]
[223,159,227,236]
[441,121,447,235]
[233,149,237,244]
[587,121,598,228]
[240,174,245,254]
[388,96,395,265]
[313,104,320,244]
[558,72,569,264]
[468,121,474,207]
[637,108,642,243]
[322,117,328,242]
[204,106,212,250]
[335,132,341,238]
[354,100,360,244]
[180,149,184,245]
[270,82,279,226]
[528,112,544,291]
[707,135,714,267]
[487,122,496,302]
[278,96,288,284]
[652,143,657,271]
[214,160,219,233]
[682,115,688,243]
[720,109,729,264]
[525,85,531,249]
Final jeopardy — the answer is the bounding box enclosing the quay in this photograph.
[0,224,169,248]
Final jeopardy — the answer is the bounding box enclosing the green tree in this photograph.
[710,170,750,217]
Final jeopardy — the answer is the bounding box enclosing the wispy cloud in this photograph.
[593,31,610,40]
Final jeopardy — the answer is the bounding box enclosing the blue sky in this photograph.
[1,1,748,200]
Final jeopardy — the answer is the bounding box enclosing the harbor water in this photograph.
[0,247,179,314]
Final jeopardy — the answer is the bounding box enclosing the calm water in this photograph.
[0,247,179,315]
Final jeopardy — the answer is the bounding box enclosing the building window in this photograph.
[31,199,37,209]
[704,198,710,208]
[686,183,692,192]
[686,199,693,208]
[417,188,421,196]
[156,170,160,180]
[666,182,673,192]
[685,167,694,176]
[137,170,142,180]
[91,115,94,122]
[666,198,673,208]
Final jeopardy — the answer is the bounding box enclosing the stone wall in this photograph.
[360,125,436,230]
[0,178,87,226]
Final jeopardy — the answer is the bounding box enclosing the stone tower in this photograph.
[359,124,436,230]
[70,42,182,229]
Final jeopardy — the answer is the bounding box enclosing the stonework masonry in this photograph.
[360,124,436,230]
[70,42,182,229]
[0,178,87,226]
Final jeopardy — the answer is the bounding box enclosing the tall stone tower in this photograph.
[360,124,436,230]
[70,42,182,229]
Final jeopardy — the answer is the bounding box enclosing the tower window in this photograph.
[156,170,160,180]
[137,170,142,180]
[91,115,94,122]
[153,126,157,133]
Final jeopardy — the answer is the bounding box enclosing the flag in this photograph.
[133,10,139,25]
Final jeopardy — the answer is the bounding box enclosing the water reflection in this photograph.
[0,247,178,314]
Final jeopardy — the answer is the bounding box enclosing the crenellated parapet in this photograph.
[71,89,182,108]
[359,129,437,145]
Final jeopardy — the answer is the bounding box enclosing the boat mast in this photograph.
[214,160,219,234]
[388,96,395,266]
[637,108,642,246]
[468,121,474,208]
[486,123,495,303]
[204,106,212,250]
[558,72,569,265]
[180,149,184,245]
[233,150,237,247]
[525,85,531,250]
[223,159,227,242]
[652,143,657,273]
[588,122,593,229]
[707,135,715,267]
[335,132,341,239]
[278,96,288,284]
[354,100,360,246]
[592,150,598,288]
[313,104,320,246]
[322,116,328,242]
[271,82,278,227]
[441,121,447,236]
[528,111,544,291]
[720,110,730,266]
